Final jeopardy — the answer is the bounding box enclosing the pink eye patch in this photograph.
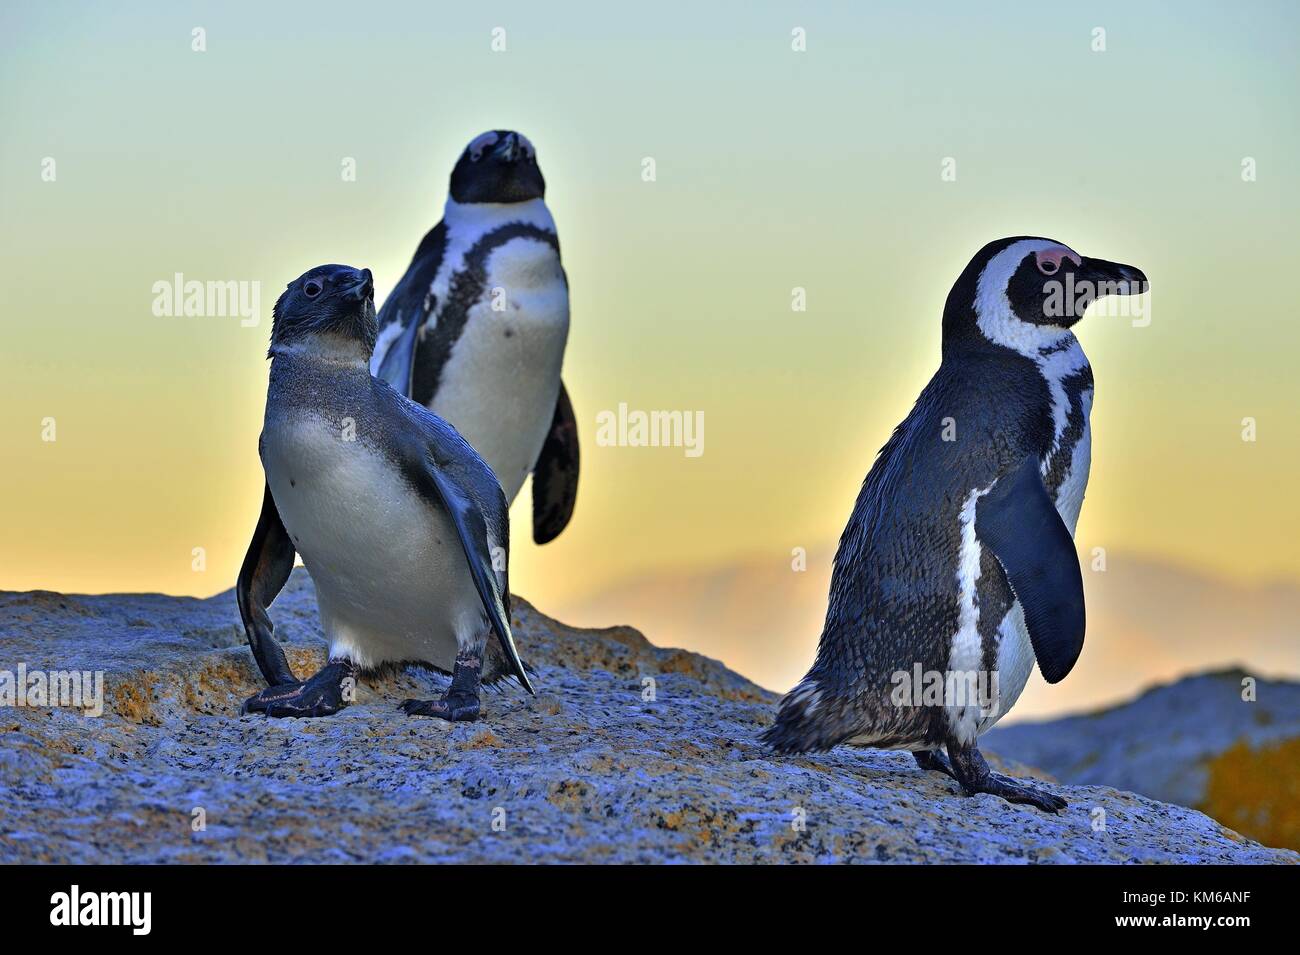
[1035,247,1082,273]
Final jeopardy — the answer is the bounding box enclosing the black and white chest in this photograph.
[949,335,1094,742]
[379,198,570,501]
[1036,336,1094,533]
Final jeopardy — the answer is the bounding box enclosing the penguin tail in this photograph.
[482,639,537,694]
[762,676,841,754]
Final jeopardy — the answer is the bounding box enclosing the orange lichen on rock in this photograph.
[462,729,504,750]
[111,674,160,725]
[1201,736,1300,851]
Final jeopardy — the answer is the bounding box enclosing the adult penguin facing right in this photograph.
[764,236,1148,812]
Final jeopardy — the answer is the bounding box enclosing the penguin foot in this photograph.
[399,695,481,721]
[399,650,483,722]
[961,773,1068,813]
[947,742,1067,813]
[912,749,958,781]
[242,660,354,718]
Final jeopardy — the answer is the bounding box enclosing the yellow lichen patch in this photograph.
[111,675,160,725]
[528,694,563,716]
[1200,737,1300,851]
[546,778,595,812]
[657,650,704,678]
[576,753,617,774]
[653,806,744,853]
[462,729,505,750]
[657,809,686,830]
[199,658,251,694]
[674,740,711,760]
[285,647,327,678]
[716,685,771,704]
[652,651,768,703]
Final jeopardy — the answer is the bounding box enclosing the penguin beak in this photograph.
[343,268,374,303]
[1078,257,1149,297]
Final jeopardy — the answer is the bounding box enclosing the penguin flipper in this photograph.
[975,454,1086,684]
[532,380,580,544]
[373,221,447,396]
[374,308,422,398]
[412,453,536,695]
[236,483,299,687]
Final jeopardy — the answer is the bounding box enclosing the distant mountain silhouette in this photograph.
[986,669,1300,850]
[554,550,1300,722]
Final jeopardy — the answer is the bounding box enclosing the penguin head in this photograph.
[448,130,546,204]
[270,264,377,358]
[943,236,1148,353]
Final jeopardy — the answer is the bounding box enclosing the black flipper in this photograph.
[975,454,1086,684]
[413,453,536,695]
[375,308,422,397]
[373,221,446,395]
[235,483,299,687]
[532,380,580,544]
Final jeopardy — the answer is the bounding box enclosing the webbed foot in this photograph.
[399,696,480,721]
[242,659,354,718]
[400,650,482,723]
[947,742,1067,813]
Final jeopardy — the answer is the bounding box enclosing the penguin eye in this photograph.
[1037,260,1059,276]
[304,280,323,298]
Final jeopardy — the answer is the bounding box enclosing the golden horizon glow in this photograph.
[2,0,1297,693]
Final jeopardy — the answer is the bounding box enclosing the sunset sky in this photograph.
[2,2,1297,709]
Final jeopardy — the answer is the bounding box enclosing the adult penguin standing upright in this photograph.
[372,130,578,544]
[764,236,1148,812]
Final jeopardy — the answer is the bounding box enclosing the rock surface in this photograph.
[986,670,1300,851]
[1,572,1294,864]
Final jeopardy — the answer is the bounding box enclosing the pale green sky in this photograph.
[2,1,1297,621]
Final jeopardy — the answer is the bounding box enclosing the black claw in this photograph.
[241,660,353,719]
[946,741,1067,814]
[913,749,959,781]
[966,773,1068,813]
[242,681,306,715]
[399,696,481,722]
[400,651,484,722]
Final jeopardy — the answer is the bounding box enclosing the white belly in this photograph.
[977,603,1034,735]
[431,236,568,501]
[261,412,485,670]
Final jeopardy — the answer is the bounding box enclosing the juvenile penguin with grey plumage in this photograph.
[764,236,1148,812]
[372,129,578,544]
[237,264,534,720]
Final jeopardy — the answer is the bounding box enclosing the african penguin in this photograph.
[764,236,1148,812]
[237,264,535,720]
[372,130,579,545]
